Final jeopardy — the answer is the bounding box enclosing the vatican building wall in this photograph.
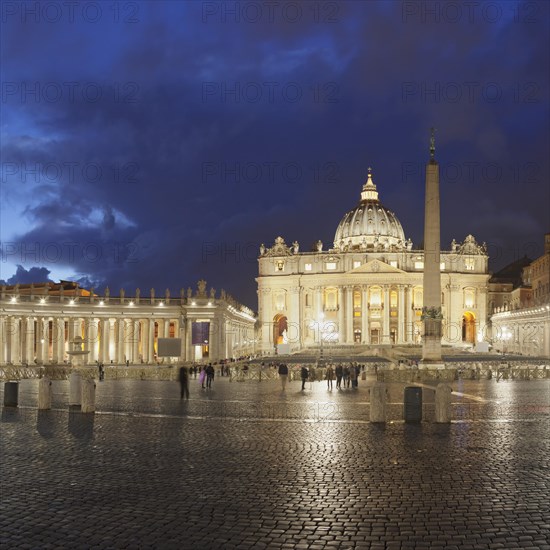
[256,170,490,354]
[490,233,550,358]
[0,281,255,366]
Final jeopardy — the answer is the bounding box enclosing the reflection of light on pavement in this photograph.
[414,382,491,403]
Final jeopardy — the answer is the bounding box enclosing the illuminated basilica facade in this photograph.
[257,170,491,354]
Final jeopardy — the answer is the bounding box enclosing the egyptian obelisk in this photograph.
[421,128,443,367]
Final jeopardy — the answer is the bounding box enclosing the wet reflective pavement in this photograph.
[1,376,549,549]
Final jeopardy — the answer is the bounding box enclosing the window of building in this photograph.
[275,292,285,310]
[276,260,284,272]
[415,261,424,269]
[325,262,337,270]
[353,290,361,309]
[465,257,475,271]
[369,288,381,307]
[390,261,398,268]
[324,288,337,310]
[353,261,361,269]
[464,288,475,308]
[304,263,312,271]
[440,262,445,270]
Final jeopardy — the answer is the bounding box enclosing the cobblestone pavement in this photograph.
[1,377,549,549]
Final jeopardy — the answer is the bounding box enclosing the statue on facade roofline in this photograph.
[210,288,216,299]
[197,279,207,296]
[451,239,458,252]
[187,287,192,298]
[259,243,265,256]
[221,289,226,300]
[316,240,323,252]
[458,234,484,255]
[292,241,299,254]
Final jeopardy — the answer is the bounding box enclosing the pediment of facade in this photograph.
[348,259,405,274]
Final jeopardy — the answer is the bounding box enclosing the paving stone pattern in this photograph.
[1,378,549,549]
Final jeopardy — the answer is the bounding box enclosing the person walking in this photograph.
[199,365,206,389]
[278,363,289,391]
[326,364,334,390]
[335,364,343,389]
[343,365,350,388]
[179,365,190,399]
[350,364,358,389]
[301,365,309,391]
[206,363,215,389]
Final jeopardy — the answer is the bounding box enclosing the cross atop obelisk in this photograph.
[421,128,444,368]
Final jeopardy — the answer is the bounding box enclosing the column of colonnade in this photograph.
[132,319,140,363]
[24,316,34,363]
[148,318,156,363]
[142,318,149,364]
[117,319,125,364]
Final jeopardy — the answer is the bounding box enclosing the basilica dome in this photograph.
[333,169,408,251]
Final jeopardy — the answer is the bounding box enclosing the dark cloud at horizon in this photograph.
[1,0,549,308]
[0,264,54,286]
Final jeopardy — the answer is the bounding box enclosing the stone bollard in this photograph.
[81,379,96,413]
[435,383,452,423]
[38,377,52,410]
[69,372,82,406]
[370,382,387,423]
[4,381,19,407]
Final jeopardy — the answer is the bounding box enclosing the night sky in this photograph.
[1,0,549,309]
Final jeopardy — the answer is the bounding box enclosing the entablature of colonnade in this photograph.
[491,303,550,322]
[0,302,182,319]
[0,279,255,320]
[0,297,255,323]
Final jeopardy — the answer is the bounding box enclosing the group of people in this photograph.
[178,363,216,399]
[277,363,364,391]
[178,360,367,399]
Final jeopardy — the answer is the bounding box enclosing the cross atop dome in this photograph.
[361,167,379,202]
